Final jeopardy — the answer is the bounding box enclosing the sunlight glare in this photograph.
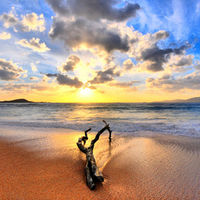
[79,87,92,96]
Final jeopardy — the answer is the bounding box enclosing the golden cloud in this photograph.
[17,38,50,52]
[0,32,11,40]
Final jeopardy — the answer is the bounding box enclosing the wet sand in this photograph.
[0,129,200,199]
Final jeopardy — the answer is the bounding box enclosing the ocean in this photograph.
[1,102,200,138]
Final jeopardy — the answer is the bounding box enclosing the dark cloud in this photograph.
[47,0,141,52]
[0,58,25,81]
[142,46,173,71]
[47,0,140,22]
[46,73,84,88]
[141,44,191,72]
[46,73,57,77]
[153,31,169,41]
[142,47,172,61]
[174,44,191,54]
[0,70,19,81]
[57,74,83,88]
[60,55,80,72]
[49,17,129,52]
[89,67,121,84]
[68,0,140,21]
[46,0,70,16]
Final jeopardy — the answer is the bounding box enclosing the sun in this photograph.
[79,87,92,96]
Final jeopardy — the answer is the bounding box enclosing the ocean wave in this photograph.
[1,102,200,138]
[0,120,200,138]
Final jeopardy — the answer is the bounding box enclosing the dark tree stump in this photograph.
[76,121,112,190]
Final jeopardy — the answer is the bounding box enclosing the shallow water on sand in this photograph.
[103,136,200,199]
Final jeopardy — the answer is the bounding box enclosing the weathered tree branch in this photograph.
[103,120,112,142]
[76,121,112,190]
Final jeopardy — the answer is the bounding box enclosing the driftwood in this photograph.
[76,121,112,190]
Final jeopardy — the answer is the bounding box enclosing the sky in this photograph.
[0,0,200,103]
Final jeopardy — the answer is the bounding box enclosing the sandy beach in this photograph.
[0,127,200,199]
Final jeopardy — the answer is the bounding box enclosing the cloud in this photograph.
[31,63,38,72]
[49,17,129,52]
[69,0,140,21]
[0,32,11,40]
[47,0,140,22]
[46,73,84,88]
[57,74,84,88]
[131,32,191,72]
[194,61,200,70]
[0,58,25,81]
[47,0,141,53]
[22,74,28,78]
[45,73,57,78]
[165,54,194,72]
[0,11,18,30]
[88,67,121,84]
[17,38,50,52]
[46,0,70,16]
[153,30,170,41]
[59,54,80,72]
[108,80,140,88]
[143,44,192,72]
[140,44,191,72]
[29,76,39,81]
[2,82,54,92]
[141,46,174,72]
[169,55,193,67]
[146,71,200,92]
[2,83,28,91]
[0,11,45,32]
[127,30,169,61]
[21,13,45,32]
[30,84,53,91]
[122,59,135,71]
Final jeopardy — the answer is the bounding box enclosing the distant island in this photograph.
[157,97,200,103]
[0,98,32,103]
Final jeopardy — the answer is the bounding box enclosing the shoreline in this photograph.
[0,129,200,199]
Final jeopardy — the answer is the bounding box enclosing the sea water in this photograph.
[1,102,200,138]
